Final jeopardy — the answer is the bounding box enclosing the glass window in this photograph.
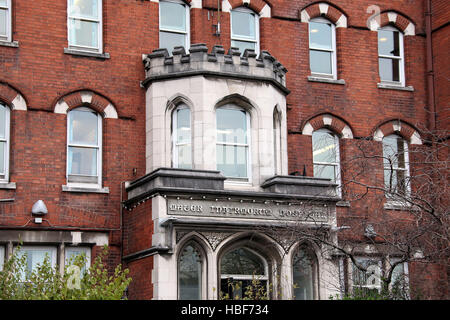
[65,247,91,275]
[352,258,382,296]
[312,129,340,183]
[15,247,57,281]
[383,134,409,197]
[292,247,316,300]
[178,243,202,300]
[67,107,102,185]
[0,103,10,182]
[0,246,4,271]
[378,27,404,84]
[172,105,192,169]
[0,0,11,42]
[309,18,336,78]
[220,247,268,300]
[231,8,259,55]
[159,0,188,55]
[68,0,102,52]
[216,107,250,180]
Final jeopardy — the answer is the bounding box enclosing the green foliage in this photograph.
[0,245,131,300]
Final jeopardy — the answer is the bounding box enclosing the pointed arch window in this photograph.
[292,246,317,300]
[178,242,203,300]
[172,105,192,169]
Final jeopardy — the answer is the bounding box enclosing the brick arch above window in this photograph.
[300,2,347,28]
[53,90,118,119]
[222,0,271,17]
[0,82,27,111]
[301,113,353,139]
[368,11,415,36]
[373,120,422,145]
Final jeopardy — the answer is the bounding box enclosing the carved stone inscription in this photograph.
[167,199,329,222]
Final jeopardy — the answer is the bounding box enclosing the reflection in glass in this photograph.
[383,135,408,194]
[69,0,98,18]
[221,248,265,275]
[309,21,332,50]
[378,29,401,82]
[0,9,6,36]
[312,129,338,181]
[309,20,333,75]
[231,40,255,55]
[173,107,191,169]
[17,249,54,281]
[160,1,186,31]
[69,109,98,145]
[160,31,186,55]
[68,147,98,176]
[310,50,332,75]
[65,248,89,275]
[379,57,400,82]
[293,248,315,300]
[231,11,255,39]
[179,244,202,300]
[69,19,98,48]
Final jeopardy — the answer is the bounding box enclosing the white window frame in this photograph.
[230,7,260,56]
[65,246,91,274]
[378,25,405,86]
[312,128,341,190]
[0,246,4,271]
[14,246,57,281]
[0,103,10,183]
[383,134,411,201]
[0,0,12,42]
[216,105,252,183]
[67,0,103,53]
[159,0,190,53]
[351,257,383,293]
[308,17,337,80]
[172,105,192,169]
[66,107,102,189]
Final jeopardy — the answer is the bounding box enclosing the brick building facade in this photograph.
[0,0,448,300]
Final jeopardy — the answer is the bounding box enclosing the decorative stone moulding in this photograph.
[142,44,289,94]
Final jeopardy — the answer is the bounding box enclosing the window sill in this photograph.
[377,82,414,91]
[64,48,110,59]
[307,76,345,85]
[336,200,350,207]
[62,185,110,194]
[0,182,16,189]
[384,201,411,210]
[0,40,19,48]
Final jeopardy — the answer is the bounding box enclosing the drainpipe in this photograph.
[425,0,436,132]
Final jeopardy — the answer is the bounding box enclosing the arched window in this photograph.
[292,246,317,300]
[273,108,281,175]
[0,103,10,182]
[159,0,189,55]
[312,128,340,184]
[230,7,259,55]
[382,134,410,197]
[216,106,251,181]
[220,247,268,299]
[172,105,192,169]
[67,107,102,187]
[309,17,337,79]
[178,242,203,300]
[378,26,404,86]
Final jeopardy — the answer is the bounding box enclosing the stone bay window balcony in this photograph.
[123,44,341,300]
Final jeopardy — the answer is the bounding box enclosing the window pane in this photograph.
[221,248,265,275]
[312,130,337,163]
[231,11,255,39]
[160,1,186,32]
[17,249,54,281]
[69,0,98,19]
[384,168,407,194]
[65,249,89,275]
[309,21,332,50]
[177,144,192,169]
[68,147,97,176]
[0,104,6,138]
[0,1,7,7]
[310,50,332,74]
[176,108,190,144]
[378,29,400,57]
[293,249,314,300]
[179,244,202,300]
[383,135,406,168]
[314,164,336,181]
[69,109,98,146]
[69,19,98,48]
[159,31,186,54]
[216,108,247,144]
[0,142,4,174]
[353,259,380,287]
[217,145,248,178]
[0,9,6,37]
[379,57,400,82]
[231,40,255,54]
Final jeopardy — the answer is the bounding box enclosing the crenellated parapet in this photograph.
[142,44,289,94]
